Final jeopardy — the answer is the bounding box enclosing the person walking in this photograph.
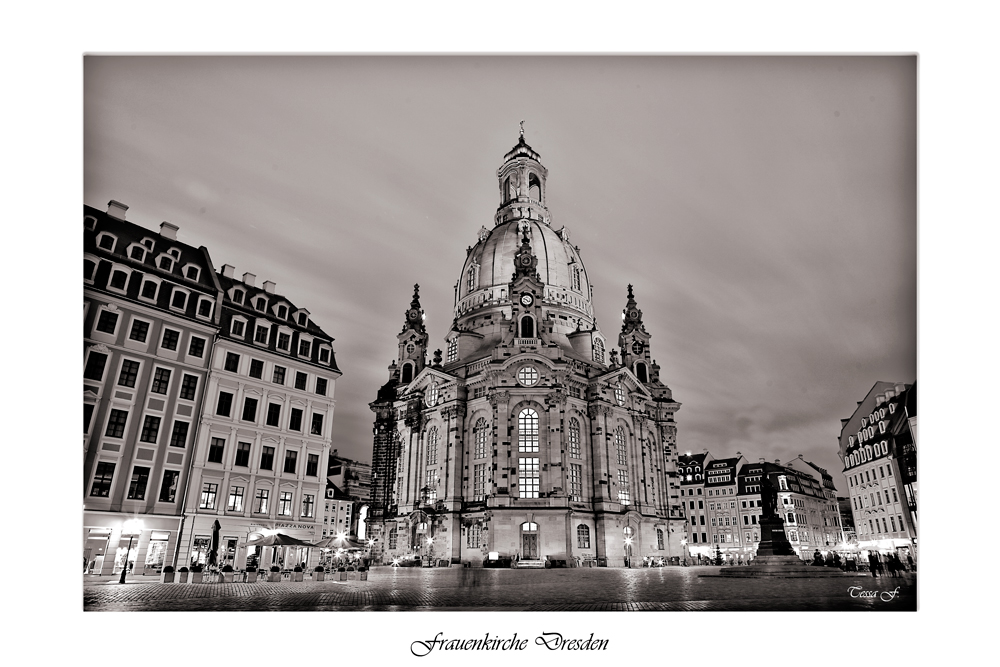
[868,552,878,577]
[907,554,915,572]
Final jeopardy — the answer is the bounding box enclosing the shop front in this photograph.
[177,515,321,571]
[83,512,183,576]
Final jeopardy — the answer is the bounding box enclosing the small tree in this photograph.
[714,544,723,566]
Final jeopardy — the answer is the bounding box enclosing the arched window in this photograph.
[467,266,477,293]
[594,338,605,363]
[400,362,413,384]
[568,418,581,458]
[474,418,489,459]
[572,266,581,292]
[467,524,482,548]
[528,172,541,201]
[577,524,590,549]
[518,409,539,453]
[388,527,397,549]
[426,427,438,465]
[656,528,664,550]
[519,316,534,338]
[623,526,633,538]
[635,362,648,383]
[615,427,627,465]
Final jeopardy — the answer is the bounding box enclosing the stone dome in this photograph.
[455,218,593,320]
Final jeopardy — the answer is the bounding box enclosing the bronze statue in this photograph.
[761,474,779,518]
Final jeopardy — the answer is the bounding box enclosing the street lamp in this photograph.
[118,519,143,584]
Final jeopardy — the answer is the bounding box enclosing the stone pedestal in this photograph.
[719,516,849,578]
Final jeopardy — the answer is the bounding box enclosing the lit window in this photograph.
[569,463,582,501]
[473,463,487,501]
[447,338,458,363]
[474,418,489,459]
[518,409,539,452]
[618,470,630,505]
[518,457,540,498]
[615,427,627,465]
[614,382,625,406]
[127,466,150,500]
[577,524,591,549]
[200,483,218,509]
[278,492,293,516]
[90,462,116,497]
[254,489,269,513]
[227,486,245,512]
[517,366,539,386]
[594,338,605,363]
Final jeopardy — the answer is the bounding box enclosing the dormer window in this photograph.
[108,268,129,292]
[232,288,244,305]
[254,324,270,345]
[298,313,307,326]
[170,288,188,312]
[142,238,154,250]
[84,257,98,283]
[277,305,287,319]
[139,277,160,302]
[231,318,246,337]
[298,337,312,357]
[169,248,181,260]
[128,245,146,262]
[184,264,200,281]
[276,330,291,352]
[255,297,266,311]
[197,297,213,319]
[97,233,117,252]
[158,255,173,272]
[84,216,97,231]
[319,347,331,364]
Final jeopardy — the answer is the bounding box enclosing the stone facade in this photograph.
[369,136,686,567]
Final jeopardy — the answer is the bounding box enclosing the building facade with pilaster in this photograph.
[369,135,686,568]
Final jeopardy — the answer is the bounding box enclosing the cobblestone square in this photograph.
[84,566,916,611]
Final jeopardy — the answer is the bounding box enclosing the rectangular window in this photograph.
[216,391,233,417]
[299,340,311,357]
[84,403,95,432]
[151,367,171,394]
[200,483,218,509]
[518,457,540,498]
[232,320,245,337]
[84,352,108,381]
[110,270,128,290]
[424,469,438,501]
[254,488,269,513]
[474,463,487,501]
[242,397,258,422]
[879,466,885,478]
[171,291,187,309]
[179,374,198,400]
[208,437,225,464]
[96,310,119,334]
[311,413,324,435]
[295,372,307,390]
[301,494,315,518]
[224,352,240,373]
[278,333,290,351]
[320,348,330,363]
[235,441,251,467]
[569,463,582,501]
[105,409,128,438]
[306,453,319,477]
[266,403,281,427]
[289,408,303,431]
[129,320,149,343]
[118,360,140,388]
[198,299,212,317]
[159,470,179,502]
[249,359,264,379]
[139,415,161,443]
[90,461,116,497]
[160,328,179,351]
[141,281,157,299]
[169,420,189,448]
[188,336,205,358]
[467,524,482,548]
[127,466,150,500]
[284,450,298,474]
[279,491,293,516]
[272,366,286,385]
[255,325,269,344]
[260,446,274,470]
[227,486,245,512]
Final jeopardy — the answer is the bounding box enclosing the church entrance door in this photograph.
[522,534,538,560]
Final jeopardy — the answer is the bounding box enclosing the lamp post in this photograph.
[118,519,143,584]
[680,538,688,566]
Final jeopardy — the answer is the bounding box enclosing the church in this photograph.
[369,133,686,567]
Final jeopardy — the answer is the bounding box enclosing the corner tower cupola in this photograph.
[619,284,653,383]
[397,284,429,384]
[495,125,550,228]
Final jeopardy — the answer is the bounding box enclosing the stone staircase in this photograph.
[514,559,545,569]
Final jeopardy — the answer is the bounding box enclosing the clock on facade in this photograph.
[631,341,644,355]
[520,293,534,306]
[408,309,420,320]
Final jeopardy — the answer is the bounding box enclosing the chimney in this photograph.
[243,272,256,287]
[875,393,885,406]
[894,382,906,394]
[107,200,128,220]
[774,459,781,465]
[221,264,235,278]
[885,389,895,400]
[263,280,276,294]
[798,454,804,459]
[159,221,179,240]
[759,458,765,464]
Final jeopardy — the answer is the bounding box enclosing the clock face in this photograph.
[631,341,644,355]
[520,256,532,266]
[408,309,419,320]
[520,293,534,306]
[629,310,639,319]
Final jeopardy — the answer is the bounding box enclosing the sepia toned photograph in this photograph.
[82,55,916,613]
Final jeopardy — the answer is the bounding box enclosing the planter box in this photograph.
[191,572,204,583]
[339,571,347,580]
[268,572,282,582]
[292,572,304,582]
[221,572,235,583]
[160,571,176,583]
[178,572,190,583]
[360,570,368,581]
[314,571,325,582]
[246,571,258,583]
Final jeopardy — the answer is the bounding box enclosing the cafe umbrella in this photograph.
[244,532,315,570]
[208,519,221,568]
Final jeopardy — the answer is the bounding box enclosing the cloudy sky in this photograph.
[84,56,915,493]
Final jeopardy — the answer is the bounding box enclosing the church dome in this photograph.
[456,218,593,320]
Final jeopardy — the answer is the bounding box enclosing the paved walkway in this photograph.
[84,566,916,611]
